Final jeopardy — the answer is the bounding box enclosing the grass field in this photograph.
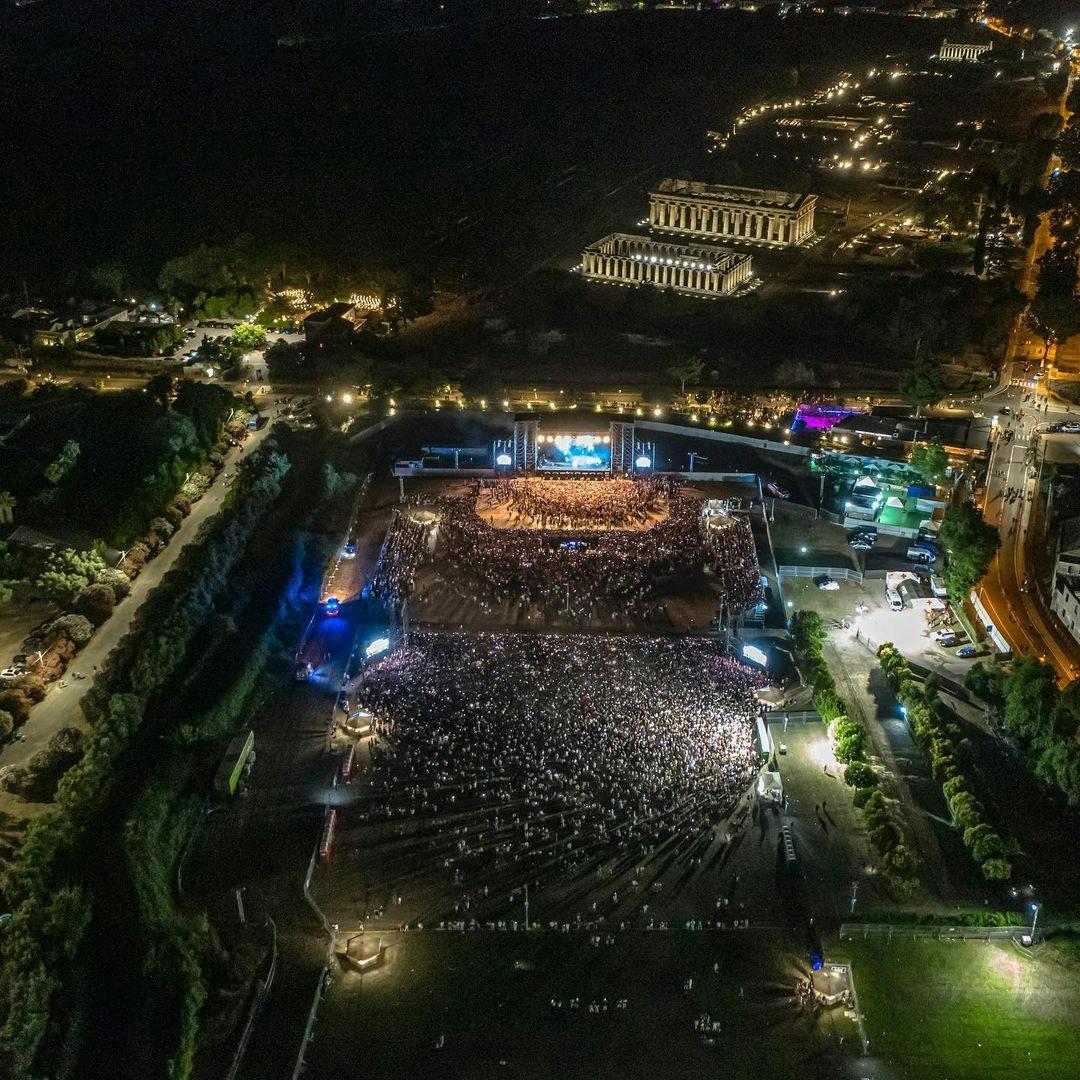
[308,929,861,1080]
[838,937,1080,1080]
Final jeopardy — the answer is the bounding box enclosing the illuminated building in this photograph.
[580,233,752,297]
[649,179,816,247]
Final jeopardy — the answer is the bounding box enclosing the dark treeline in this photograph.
[3,11,945,289]
[0,430,366,1079]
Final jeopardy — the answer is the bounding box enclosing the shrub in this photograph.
[844,762,878,788]
[815,686,845,724]
[50,613,94,648]
[74,583,116,627]
[95,567,132,601]
[0,710,13,740]
[948,790,985,830]
[169,495,192,518]
[981,857,1012,881]
[149,516,174,542]
[852,786,876,808]
[942,774,972,803]
[163,504,184,529]
[13,675,47,703]
[0,689,33,726]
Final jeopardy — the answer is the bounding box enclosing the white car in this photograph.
[0,667,27,680]
[814,576,840,591]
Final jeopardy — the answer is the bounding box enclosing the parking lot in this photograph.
[783,577,983,680]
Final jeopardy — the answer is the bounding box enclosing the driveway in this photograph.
[0,404,284,775]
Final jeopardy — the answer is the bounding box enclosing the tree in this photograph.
[938,503,1000,600]
[49,613,94,648]
[900,362,945,412]
[0,710,13,741]
[908,441,949,486]
[0,490,15,525]
[844,761,878,788]
[86,261,127,298]
[145,373,174,413]
[667,354,704,396]
[43,440,81,486]
[981,857,1012,881]
[1028,290,1080,359]
[231,322,267,350]
[0,689,32,725]
[94,567,132,601]
[74,583,116,627]
[36,548,107,605]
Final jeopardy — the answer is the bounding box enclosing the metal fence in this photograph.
[841,922,1040,942]
[778,564,865,582]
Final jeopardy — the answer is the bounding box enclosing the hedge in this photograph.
[877,642,1012,884]
[0,448,292,1078]
[789,612,919,897]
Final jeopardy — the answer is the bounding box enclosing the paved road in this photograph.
[0,404,284,776]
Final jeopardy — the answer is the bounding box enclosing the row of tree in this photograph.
[878,643,1012,882]
[0,445,293,1079]
[790,610,919,897]
[1027,100,1080,354]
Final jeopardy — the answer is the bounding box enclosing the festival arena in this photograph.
[309,475,857,1080]
[328,476,775,921]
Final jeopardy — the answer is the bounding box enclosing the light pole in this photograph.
[1030,902,1041,941]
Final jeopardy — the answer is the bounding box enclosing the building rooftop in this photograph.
[653,179,815,212]
[305,302,354,322]
[1059,517,1080,565]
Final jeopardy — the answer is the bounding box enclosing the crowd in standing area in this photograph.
[367,479,764,625]
[367,510,429,608]
[483,476,675,530]
[353,633,765,914]
[702,511,765,614]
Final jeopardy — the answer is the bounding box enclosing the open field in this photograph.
[308,929,860,1080]
[837,937,1080,1080]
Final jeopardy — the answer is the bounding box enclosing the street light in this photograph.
[342,392,353,405]
[1030,902,1041,940]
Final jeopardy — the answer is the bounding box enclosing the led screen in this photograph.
[536,434,611,472]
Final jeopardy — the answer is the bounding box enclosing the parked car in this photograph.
[956,645,977,658]
[0,667,27,680]
[906,547,935,563]
[814,575,840,591]
[934,632,959,647]
[849,539,874,551]
[886,586,904,611]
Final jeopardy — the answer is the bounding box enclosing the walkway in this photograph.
[823,633,966,903]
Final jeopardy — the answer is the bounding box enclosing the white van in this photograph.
[886,586,903,611]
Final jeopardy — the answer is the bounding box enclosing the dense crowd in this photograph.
[367,510,429,609]
[483,476,675,530]
[355,633,765,892]
[366,480,765,624]
[431,493,703,622]
[702,510,764,614]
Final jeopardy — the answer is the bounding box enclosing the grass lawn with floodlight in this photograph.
[838,937,1080,1080]
[307,929,862,1080]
